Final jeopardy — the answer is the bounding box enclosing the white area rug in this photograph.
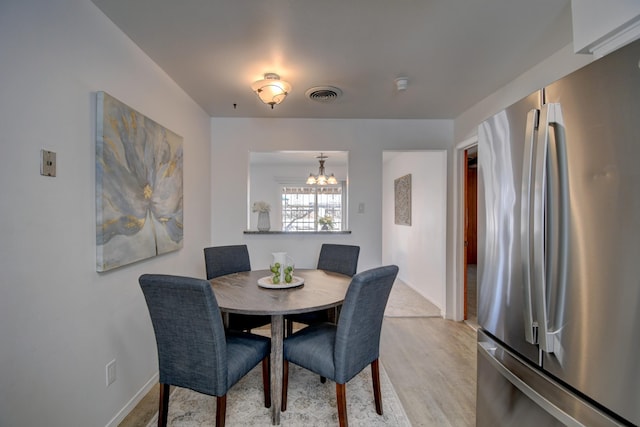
[384,280,441,318]
[147,362,410,426]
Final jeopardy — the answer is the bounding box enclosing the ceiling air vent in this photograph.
[305,86,343,103]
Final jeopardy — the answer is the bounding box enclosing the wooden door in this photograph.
[466,159,477,264]
[464,148,478,320]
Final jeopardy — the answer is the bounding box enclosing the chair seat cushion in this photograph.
[226,332,270,387]
[283,323,337,380]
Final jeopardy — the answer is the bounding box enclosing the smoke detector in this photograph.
[395,77,408,91]
[305,86,343,103]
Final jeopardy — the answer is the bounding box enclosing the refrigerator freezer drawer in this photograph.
[477,330,624,427]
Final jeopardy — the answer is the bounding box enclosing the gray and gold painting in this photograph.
[96,92,183,272]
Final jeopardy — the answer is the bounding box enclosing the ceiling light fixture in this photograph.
[306,153,338,185]
[251,73,291,109]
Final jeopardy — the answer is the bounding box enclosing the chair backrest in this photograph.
[139,274,229,396]
[316,244,360,277]
[204,245,251,280]
[333,265,399,383]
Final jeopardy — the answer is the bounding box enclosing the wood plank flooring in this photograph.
[119,316,477,426]
[381,317,476,426]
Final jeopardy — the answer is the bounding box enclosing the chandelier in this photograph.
[251,73,291,109]
[306,153,338,185]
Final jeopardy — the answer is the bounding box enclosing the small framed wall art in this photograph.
[394,173,412,226]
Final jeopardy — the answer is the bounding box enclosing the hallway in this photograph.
[381,317,477,426]
[381,280,477,426]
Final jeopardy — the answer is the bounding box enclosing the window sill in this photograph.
[243,230,352,235]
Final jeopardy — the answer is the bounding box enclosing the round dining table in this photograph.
[209,268,351,425]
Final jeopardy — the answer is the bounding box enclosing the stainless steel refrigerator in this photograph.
[477,38,640,426]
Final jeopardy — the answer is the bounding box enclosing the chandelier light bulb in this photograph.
[306,173,317,185]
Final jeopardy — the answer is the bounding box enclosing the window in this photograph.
[248,151,349,232]
[282,184,344,231]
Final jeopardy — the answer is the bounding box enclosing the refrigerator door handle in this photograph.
[477,335,624,427]
[477,341,580,426]
[532,103,567,354]
[521,108,539,345]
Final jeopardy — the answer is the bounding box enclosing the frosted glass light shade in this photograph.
[251,73,291,108]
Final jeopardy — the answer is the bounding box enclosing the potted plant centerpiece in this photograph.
[318,214,334,231]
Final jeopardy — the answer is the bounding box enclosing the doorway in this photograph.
[464,147,478,324]
[382,150,447,311]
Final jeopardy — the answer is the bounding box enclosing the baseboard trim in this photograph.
[399,278,444,314]
[104,372,159,427]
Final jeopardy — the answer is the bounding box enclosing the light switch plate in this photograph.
[106,359,116,386]
[40,149,56,177]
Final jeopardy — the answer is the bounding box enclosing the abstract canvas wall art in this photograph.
[96,92,183,272]
[394,174,411,226]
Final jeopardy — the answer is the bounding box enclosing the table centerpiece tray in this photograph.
[257,276,304,289]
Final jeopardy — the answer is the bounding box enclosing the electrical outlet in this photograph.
[40,149,56,177]
[106,359,116,387]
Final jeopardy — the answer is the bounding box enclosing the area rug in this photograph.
[384,280,441,318]
[146,362,410,426]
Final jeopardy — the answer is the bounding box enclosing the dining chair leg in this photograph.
[286,319,293,337]
[281,360,289,412]
[371,358,383,415]
[262,356,271,408]
[158,383,170,427]
[336,382,348,427]
[216,395,227,427]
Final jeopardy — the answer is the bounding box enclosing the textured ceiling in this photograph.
[91,0,573,119]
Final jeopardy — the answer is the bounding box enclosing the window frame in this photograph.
[281,182,346,232]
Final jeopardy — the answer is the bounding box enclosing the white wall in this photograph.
[454,43,594,142]
[382,151,447,312]
[571,0,640,55]
[211,118,454,273]
[0,1,212,426]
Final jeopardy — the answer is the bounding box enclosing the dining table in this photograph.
[209,268,352,425]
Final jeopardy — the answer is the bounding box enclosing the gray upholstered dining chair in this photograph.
[316,243,361,277]
[281,265,399,427]
[285,243,360,336]
[204,245,271,332]
[139,274,271,427]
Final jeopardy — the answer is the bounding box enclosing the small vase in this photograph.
[257,211,270,231]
